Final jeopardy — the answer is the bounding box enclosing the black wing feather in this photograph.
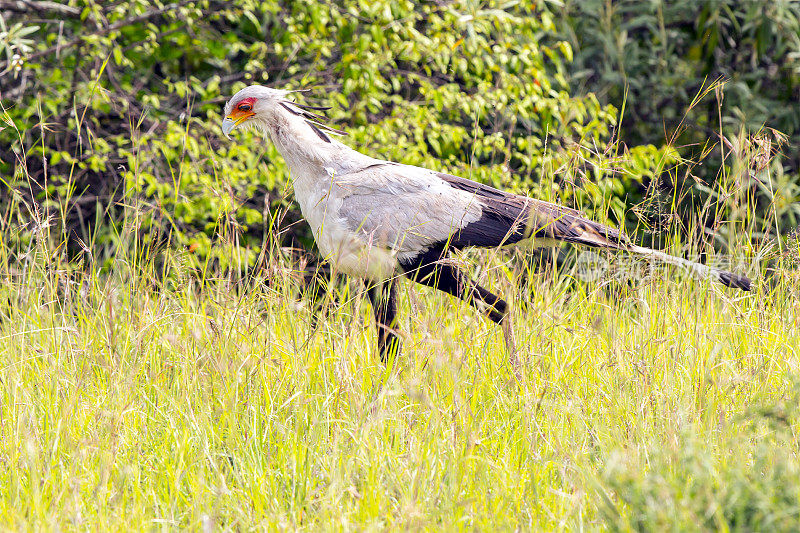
[280,101,348,142]
[436,172,629,250]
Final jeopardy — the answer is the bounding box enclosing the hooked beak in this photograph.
[221,111,254,139]
[221,117,237,140]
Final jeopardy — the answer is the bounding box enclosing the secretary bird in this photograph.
[221,85,751,362]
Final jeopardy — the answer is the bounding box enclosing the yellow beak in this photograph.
[221,110,254,139]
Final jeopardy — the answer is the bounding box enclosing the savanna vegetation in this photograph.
[1,0,799,529]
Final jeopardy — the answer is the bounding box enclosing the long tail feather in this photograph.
[628,245,752,291]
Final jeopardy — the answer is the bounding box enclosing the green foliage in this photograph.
[555,0,800,240]
[559,0,800,145]
[3,4,800,529]
[2,0,661,268]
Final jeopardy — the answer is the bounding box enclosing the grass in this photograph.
[2,79,799,530]
[1,236,798,529]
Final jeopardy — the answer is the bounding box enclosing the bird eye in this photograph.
[238,104,252,112]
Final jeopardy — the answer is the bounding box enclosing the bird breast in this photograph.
[292,171,398,280]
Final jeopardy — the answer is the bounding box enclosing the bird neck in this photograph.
[261,109,339,176]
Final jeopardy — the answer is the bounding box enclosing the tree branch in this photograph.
[0,0,80,16]
[0,0,198,71]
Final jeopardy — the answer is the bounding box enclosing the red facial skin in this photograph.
[227,97,257,122]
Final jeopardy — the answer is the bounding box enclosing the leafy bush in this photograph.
[1,0,672,271]
[555,0,800,244]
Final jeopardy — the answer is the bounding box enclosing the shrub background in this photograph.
[1,0,798,269]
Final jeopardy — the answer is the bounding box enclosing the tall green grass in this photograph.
[1,96,799,530]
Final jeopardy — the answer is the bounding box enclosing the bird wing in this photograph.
[334,163,484,257]
[335,163,629,259]
[437,172,630,249]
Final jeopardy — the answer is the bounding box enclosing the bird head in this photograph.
[222,84,346,143]
[221,85,291,139]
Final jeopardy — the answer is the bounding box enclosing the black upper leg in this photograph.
[365,278,401,361]
[400,247,508,324]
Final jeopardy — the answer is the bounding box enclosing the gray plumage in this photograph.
[222,85,752,360]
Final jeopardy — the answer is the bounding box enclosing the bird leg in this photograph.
[365,277,401,362]
[500,312,520,376]
[403,253,519,371]
[300,258,332,329]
